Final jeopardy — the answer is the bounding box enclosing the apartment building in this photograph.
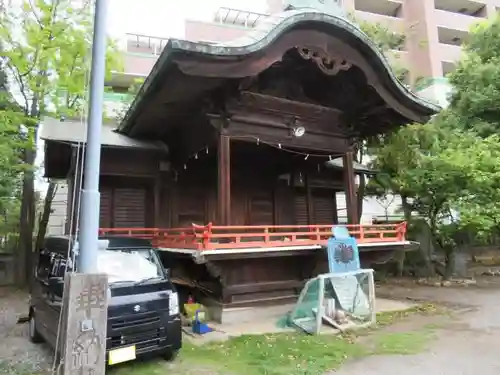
[109,0,500,103]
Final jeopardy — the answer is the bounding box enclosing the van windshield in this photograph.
[97,248,164,284]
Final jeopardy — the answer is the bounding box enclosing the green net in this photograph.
[282,270,376,334]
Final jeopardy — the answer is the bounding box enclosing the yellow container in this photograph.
[184,303,207,322]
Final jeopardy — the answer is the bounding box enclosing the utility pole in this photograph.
[77,0,108,273]
[59,2,109,375]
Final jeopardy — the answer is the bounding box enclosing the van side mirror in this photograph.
[48,277,63,297]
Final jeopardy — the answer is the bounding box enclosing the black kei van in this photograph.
[28,236,182,365]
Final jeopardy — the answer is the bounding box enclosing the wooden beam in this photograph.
[217,134,231,225]
[343,151,358,224]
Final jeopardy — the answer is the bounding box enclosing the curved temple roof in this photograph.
[118,7,441,135]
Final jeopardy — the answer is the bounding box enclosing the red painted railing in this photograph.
[98,222,407,251]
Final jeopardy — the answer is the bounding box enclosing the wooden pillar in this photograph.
[305,173,313,224]
[217,134,231,225]
[153,174,162,227]
[64,177,74,235]
[332,191,339,224]
[169,179,178,227]
[343,151,358,224]
[66,146,83,235]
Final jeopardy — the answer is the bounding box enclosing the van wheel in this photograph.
[162,349,179,361]
[28,309,43,344]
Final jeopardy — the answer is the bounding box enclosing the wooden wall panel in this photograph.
[99,187,112,228]
[230,186,247,225]
[247,189,274,225]
[312,191,336,224]
[98,177,153,229]
[113,188,147,228]
[176,184,207,226]
[169,167,342,227]
[274,181,294,225]
[293,190,308,225]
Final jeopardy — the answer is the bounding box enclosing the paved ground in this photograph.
[331,282,500,375]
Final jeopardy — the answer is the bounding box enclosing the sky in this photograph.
[107,0,269,39]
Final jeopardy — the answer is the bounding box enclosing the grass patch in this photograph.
[108,303,445,375]
[181,333,367,375]
[108,334,367,375]
[375,303,443,327]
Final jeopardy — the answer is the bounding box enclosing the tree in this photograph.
[0,0,122,284]
[367,122,449,275]
[375,195,396,222]
[0,64,29,253]
[114,78,144,121]
[349,17,409,221]
[355,17,409,82]
[368,116,500,277]
[442,14,500,137]
[365,14,500,277]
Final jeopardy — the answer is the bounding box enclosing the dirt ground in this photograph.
[0,288,53,374]
[3,276,500,374]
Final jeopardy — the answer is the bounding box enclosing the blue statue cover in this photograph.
[327,226,360,273]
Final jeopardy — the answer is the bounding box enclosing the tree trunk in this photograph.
[419,216,440,277]
[34,182,57,253]
[395,195,411,277]
[444,246,456,280]
[16,147,36,286]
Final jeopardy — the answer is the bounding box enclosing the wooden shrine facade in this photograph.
[41,7,439,311]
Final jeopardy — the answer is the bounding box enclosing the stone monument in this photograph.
[60,273,108,375]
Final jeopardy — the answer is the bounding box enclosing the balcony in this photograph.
[434,0,487,18]
[434,0,487,33]
[185,7,269,43]
[107,33,169,87]
[442,61,457,76]
[434,9,483,33]
[213,7,268,28]
[99,222,408,252]
[436,28,462,75]
[438,43,462,64]
[354,10,405,32]
[354,0,403,18]
[184,20,249,43]
[124,33,169,56]
[437,26,469,48]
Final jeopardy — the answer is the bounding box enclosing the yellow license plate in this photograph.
[108,345,136,365]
